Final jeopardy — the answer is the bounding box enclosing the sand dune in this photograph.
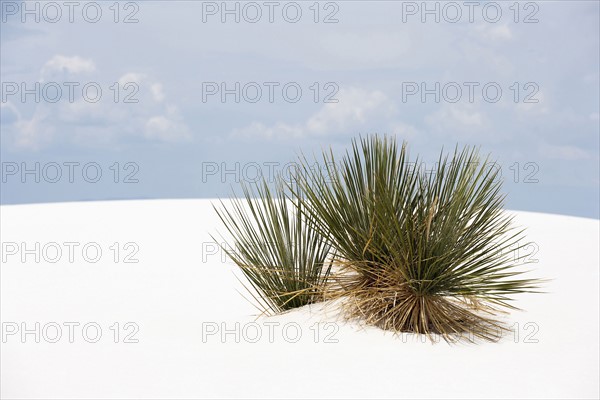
[1,200,598,399]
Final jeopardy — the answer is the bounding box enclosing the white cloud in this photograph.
[0,102,21,125]
[41,55,95,79]
[144,105,191,142]
[388,122,418,139]
[1,102,53,150]
[14,110,55,151]
[515,90,549,115]
[306,88,392,135]
[231,121,304,140]
[231,87,393,139]
[4,57,190,150]
[475,24,513,40]
[118,72,146,85]
[151,83,165,102]
[425,103,489,137]
[541,144,591,161]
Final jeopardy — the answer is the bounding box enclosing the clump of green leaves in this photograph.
[213,180,333,315]
[213,135,541,341]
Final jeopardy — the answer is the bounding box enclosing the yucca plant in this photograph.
[213,179,333,316]
[293,135,541,342]
[213,135,541,342]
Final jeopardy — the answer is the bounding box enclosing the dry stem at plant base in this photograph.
[322,261,510,342]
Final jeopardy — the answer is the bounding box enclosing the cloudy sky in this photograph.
[1,0,598,218]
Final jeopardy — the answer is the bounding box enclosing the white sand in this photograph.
[1,199,598,399]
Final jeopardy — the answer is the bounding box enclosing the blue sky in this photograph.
[1,0,598,218]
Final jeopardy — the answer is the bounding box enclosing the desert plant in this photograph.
[213,179,333,316]
[214,135,541,342]
[293,135,541,341]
